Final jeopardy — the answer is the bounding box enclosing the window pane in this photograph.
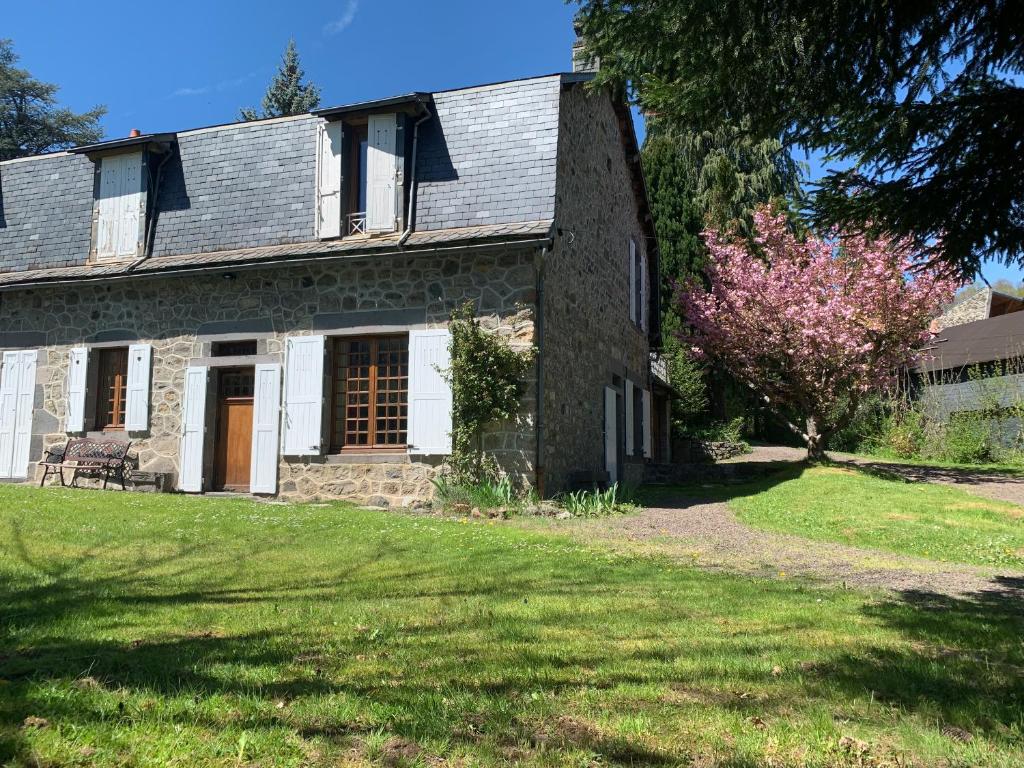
[332,336,409,450]
[95,348,128,430]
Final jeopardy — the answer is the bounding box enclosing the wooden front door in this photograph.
[214,369,255,492]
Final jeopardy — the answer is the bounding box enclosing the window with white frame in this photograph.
[628,237,648,330]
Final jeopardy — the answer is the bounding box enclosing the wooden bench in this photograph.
[39,437,133,490]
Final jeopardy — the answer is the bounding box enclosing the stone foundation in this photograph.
[279,458,439,507]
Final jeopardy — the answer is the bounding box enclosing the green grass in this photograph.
[850,450,1024,477]
[725,465,1024,569]
[2,485,1023,766]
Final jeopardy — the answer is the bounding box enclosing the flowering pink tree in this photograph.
[682,207,960,460]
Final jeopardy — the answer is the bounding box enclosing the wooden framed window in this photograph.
[331,336,409,450]
[95,347,128,430]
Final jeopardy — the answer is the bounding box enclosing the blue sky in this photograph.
[5,0,580,134]
[6,0,1019,285]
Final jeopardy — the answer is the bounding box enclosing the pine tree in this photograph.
[240,40,321,121]
[0,39,105,160]
[576,0,1024,276]
[642,120,803,432]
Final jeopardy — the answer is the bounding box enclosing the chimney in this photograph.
[572,17,599,73]
[129,128,141,138]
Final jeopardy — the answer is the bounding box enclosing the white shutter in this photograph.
[96,156,122,259]
[628,238,637,324]
[366,113,398,231]
[624,379,634,456]
[117,153,143,257]
[640,246,648,332]
[316,121,343,238]
[66,347,89,432]
[604,386,618,483]
[250,363,282,494]
[407,329,452,455]
[642,389,653,458]
[282,335,325,456]
[178,366,208,493]
[124,344,152,432]
[96,152,143,260]
[0,350,37,479]
[0,352,18,478]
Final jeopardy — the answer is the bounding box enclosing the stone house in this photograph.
[0,68,666,505]
[932,287,1024,332]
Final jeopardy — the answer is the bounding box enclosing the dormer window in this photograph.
[72,132,177,263]
[95,152,145,260]
[317,114,401,238]
[313,94,430,240]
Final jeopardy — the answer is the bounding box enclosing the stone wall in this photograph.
[934,290,991,331]
[0,246,538,506]
[539,83,653,494]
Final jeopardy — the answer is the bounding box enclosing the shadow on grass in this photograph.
[2,502,1024,764]
[832,456,1024,491]
[635,461,810,508]
[816,578,1024,735]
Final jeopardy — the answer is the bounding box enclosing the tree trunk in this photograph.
[805,416,827,462]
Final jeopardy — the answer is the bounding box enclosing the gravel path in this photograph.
[569,447,1024,598]
[589,495,1024,598]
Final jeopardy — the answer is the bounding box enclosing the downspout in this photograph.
[398,104,433,246]
[535,244,548,498]
[131,145,174,271]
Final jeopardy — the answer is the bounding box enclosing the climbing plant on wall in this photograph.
[445,301,534,484]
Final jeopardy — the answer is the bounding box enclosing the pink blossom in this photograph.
[680,207,961,458]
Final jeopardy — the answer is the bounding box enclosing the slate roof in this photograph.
[0,74,567,281]
[916,311,1024,372]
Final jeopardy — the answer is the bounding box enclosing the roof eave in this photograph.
[69,133,178,156]
[0,223,554,293]
[312,93,433,119]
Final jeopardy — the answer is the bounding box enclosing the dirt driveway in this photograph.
[562,447,1024,599]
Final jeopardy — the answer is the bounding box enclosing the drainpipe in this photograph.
[398,104,433,246]
[131,144,174,270]
[535,244,548,498]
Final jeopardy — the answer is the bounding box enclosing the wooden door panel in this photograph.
[215,400,254,491]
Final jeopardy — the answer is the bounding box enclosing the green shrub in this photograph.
[929,412,998,464]
[431,475,523,512]
[445,301,534,485]
[880,409,926,459]
[690,416,748,446]
[557,484,641,518]
[850,390,1018,466]
[828,394,888,452]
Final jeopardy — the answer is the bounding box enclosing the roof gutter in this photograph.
[0,235,554,293]
[399,104,433,247]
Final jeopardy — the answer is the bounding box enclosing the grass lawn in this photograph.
[1,485,1023,766]
[851,452,1024,477]
[722,466,1024,570]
